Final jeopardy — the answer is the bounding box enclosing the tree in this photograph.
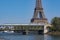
[51,17,60,31]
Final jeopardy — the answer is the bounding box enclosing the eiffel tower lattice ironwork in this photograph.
[31,0,48,24]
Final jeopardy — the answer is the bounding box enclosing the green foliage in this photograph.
[51,17,60,31]
[50,26,56,31]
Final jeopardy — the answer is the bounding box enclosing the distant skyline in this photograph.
[0,0,60,24]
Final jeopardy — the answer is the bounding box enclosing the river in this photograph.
[0,33,60,40]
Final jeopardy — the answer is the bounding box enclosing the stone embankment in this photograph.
[47,31,60,35]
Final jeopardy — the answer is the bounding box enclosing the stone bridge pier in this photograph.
[44,24,51,33]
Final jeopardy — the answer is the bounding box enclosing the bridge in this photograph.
[0,24,51,34]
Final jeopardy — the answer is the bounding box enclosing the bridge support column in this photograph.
[22,30,26,35]
[22,30,29,35]
[26,30,29,35]
[38,30,44,34]
[44,25,48,33]
[44,24,51,33]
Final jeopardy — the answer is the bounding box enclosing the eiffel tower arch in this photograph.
[31,0,48,24]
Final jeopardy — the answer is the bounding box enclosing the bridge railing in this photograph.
[0,25,44,31]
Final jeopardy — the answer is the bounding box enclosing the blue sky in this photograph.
[0,0,60,24]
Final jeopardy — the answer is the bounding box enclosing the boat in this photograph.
[4,30,14,33]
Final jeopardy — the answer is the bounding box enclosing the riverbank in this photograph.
[47,31,60,35]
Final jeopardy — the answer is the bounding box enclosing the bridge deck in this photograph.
[0,24,44,31]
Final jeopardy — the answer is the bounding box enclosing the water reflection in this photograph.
[0,33,43,40]
[0,33,60,40]
[0,36,9,40]
[44,34,60,40]
[44,35,52,40]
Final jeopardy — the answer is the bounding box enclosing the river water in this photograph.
[0,33,60,40]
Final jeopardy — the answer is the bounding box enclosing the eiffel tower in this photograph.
[31,0,48,24]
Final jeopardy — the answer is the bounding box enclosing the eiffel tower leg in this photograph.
[33,10,38,18]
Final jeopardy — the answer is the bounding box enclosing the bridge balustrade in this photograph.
[0,25,44,31]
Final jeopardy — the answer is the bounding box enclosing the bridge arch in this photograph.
[44,24,52,33]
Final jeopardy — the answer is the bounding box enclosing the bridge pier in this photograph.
[38,30,44,34]
[26,30,29,35]
[22,30,29,35]
[22,32,26,35]
[44,24,51,33]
